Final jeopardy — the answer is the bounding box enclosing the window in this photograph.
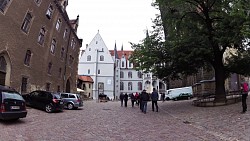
[0,0,11,13]
[50,39,56,54]
[69,55,74,65]
[60,47,65,60]
[128,72,132,78]
[63,28,68,39]
[89,48,91,51]
[83,84,86,90]
[58,68,62,78]
[46,4,53,19]
[120,71,124,78]
[100,55,104,61]
[0,56,6,72]
[34,0,42,6]
[71,38,76,49]
[122,61,124,67]
[37,27,45,45]
[46,83,50,91]
[87,55,91,61]
[55,18,61,31]
[128,62,132,68]
[21,12,32,33]
[98,69,100,74]
[88,69,90,74]
[21,77,28,93]
[120,82,124,90]
[24,50,31,66]
[47,62,52,74]
[89,84,91,89]
[137,71,142,78]
[128,82,133,90]
[138,82,142,91]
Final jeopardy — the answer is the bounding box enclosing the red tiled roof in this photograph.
[78,75,93,83]
[109,50,133,60]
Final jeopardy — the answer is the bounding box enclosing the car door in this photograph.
[37,91,49,109]
[29,91,40,108]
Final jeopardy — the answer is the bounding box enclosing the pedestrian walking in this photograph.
[151,88,159,112]
[130,93,135,107]
[162,93,165,102]
[124,93,128,107]
[241,82,249,113]
[119,93,124,107]
[141,90,149,114]
[135,92,139,105]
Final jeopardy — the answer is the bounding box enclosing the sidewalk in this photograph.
[158,98,250,141]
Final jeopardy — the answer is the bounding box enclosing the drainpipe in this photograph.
[95,49,99,102]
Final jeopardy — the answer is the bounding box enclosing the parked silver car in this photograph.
[60,93,83,110]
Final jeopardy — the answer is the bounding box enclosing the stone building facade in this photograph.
[0,0,82,94]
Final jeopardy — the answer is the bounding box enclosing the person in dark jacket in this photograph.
[151,88,159,112]
[124,93,128,107]
[119,93,124,107]
[130,93,135,107]
[141,90,149,114]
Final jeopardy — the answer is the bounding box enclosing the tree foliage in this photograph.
[130,0,250,102]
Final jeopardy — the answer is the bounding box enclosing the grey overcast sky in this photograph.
[66,0,159,50]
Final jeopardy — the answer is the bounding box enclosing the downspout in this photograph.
[95,49,99,102]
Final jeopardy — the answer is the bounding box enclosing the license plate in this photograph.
[60,102,63,104]
[11,106,20,109]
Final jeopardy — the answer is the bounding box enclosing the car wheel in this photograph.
[67,103,74,110]
[45,104,53,113]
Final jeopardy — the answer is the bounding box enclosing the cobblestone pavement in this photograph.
[1,98,250,141]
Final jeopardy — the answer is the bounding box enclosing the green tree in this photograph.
[130,0,250,102]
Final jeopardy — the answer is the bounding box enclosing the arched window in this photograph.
[60,47,65,60]
[50,39,56,54]
[100,55,104,61]
[138,82,142,91]
[87,55,91,61]
[128,82,133,90]
[56,18,61,31]
[0,56,6,72]
[137,71,142,78]
[38,27,45,45]
[24,50,32,66]
[128,71,132,78]
[48,62,52,74]
[120,82,124,90]
[120,71,124,78]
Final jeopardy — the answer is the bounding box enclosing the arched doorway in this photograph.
[0,56,7,85]
[66,79,70,93]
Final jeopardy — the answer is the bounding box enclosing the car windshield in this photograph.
[2,91,24,100]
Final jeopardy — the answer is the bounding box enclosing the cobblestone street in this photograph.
[1,98,250,141]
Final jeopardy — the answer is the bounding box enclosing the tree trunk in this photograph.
[214,53,226,103]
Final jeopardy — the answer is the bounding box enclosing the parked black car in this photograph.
[60,93,83,110]
[0,85,27,120]
[23,90,63,113]
[174,93,193,101]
